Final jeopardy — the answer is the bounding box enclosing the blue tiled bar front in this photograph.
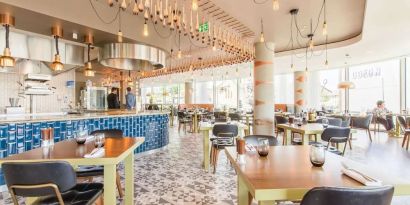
[0,112,169,186]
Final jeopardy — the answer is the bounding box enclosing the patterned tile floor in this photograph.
[1,125,410,204]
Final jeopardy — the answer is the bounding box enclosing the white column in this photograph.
[253,42,275,135]
[294,71,308,113]
[185,81,193,104]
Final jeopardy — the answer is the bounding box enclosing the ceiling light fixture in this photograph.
[192,0,198,11]
[143,20,149,36]
[84,34,95,77]
[118,8,123,43]
[272,0,279,11]
[322,0,327,36]
[0,14,16,68]
[259,18,265,43]
[51,26,64,71]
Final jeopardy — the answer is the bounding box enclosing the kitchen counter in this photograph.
[0,110,169,123]
[0,110,170,186]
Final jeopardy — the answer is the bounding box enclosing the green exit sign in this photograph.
[198,22,209,33]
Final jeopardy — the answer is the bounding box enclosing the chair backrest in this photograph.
[275,115,288,124]
[321,127,350,143]
[341,116,351,127]
[228,113,241,121]
[352,114,373,129]
[300,186,394,205]
[177,111,186,119]
[397,115,407,130]
[90,129,123,138]
[214,111,227,119]
[212,124,239,137]
[244,135,278,146]
[2,161,77,197]
[316,118,342,127]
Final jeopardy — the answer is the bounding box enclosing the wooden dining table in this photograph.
[277,123,357,146]
[225,146,410,205]
[0,137,144,205]
[200,122,249,171]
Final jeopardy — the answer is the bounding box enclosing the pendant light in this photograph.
[0,14,15,68]
[118,9,123,43]
[84,34,95,77]
[322,0,328,36]
[51,26,64,71]
[192,0,198,11]
[259,18,265,43]
[143,20,149,36]
[272,0,279,11]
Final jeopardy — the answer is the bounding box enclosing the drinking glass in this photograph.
[75,130,88,144]
[257,138,270,157]
[322,117,329,128]
[94,133,105,148]
[310,144,326,167]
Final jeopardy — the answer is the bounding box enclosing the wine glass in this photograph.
[75,130,88,144]
[310,144,326,167]
[94,133,105,148]
[322,118,329,128]
[257,138,270,157]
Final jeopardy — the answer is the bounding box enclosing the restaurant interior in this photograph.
[0,0,409,204]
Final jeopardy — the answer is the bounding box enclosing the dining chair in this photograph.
[228,113,241,121]
[76,129,124,198]
[3,161,103,205]
[315,118,343,127]
[244,135,278,146]
[351,114,373,142]
[316,127,351,155]
[210,124,238,173]
[397,115,410,150]
[177,111,192,133]
[300,186,394,205]
[274,115,288,138]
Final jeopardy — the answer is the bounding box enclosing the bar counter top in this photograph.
[0,110,169,123]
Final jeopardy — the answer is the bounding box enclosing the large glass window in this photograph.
[349,59,401,113]
[238,77,253,112]
[194,81,214,104]
[308,69,341,111]
[215,79,238,110]
[274,73,294,104]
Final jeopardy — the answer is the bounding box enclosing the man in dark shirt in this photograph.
[107,88,120,109]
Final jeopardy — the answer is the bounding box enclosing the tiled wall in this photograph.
[0,114,169,186]
[0,63,75,114]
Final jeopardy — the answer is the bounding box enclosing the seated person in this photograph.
[372,100,394,131]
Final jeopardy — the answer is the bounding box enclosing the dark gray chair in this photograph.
[244,135,278,146]
[351,114,373,142]
[300,186,394,205]
[77,129,124,198]
[228,113,241,121]
[211,124,238,173]
[319,127,351,155]
[177,111,192,133]
[3,161,103,205]
[397,115,410,150]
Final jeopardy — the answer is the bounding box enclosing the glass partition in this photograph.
[215,79,238,110]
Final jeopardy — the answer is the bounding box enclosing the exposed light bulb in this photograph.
[177,49,182,58]
[291,63,294,69]
[325,59,329,67]
[143,22,149,37]
[120,0,127,10]
[212,45,216,51]
[309,39,314,49]
[272,0,279,11]
[260,32,265,43]
[118,30,123,43]
[192,0,198,11]
[322,21,328,36]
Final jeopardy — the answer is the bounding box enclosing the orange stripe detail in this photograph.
[255,100,265,106]
[254,61,273,68]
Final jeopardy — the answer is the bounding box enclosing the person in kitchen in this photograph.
[107,87,120,109]
[125,87,136,110]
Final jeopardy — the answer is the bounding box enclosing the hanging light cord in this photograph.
[152,20,173,39]
[5,24,10,49]
[89,0,120,24]
[252,0,270,4]
[87,44,91,62]
[55,36,60,55]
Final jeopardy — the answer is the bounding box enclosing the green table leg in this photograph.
[302,134,310,145]
[283,129,291,145]
[124,152,135,205]
[259,201,275,205]
[104,164,117,205]
[238,174,252,205]
[202,129,210,171]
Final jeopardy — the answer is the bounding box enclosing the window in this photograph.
[215,79,238,109]
[238,77,253,112]
[274,73,294,104]
[308,69,341,111]
[194,81,213,104]
[349,59,401,113]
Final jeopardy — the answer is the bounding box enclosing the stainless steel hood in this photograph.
[100,43,167,71]
[0,29,84,75]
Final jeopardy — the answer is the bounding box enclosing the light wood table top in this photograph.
[0,137,144,165]
[277,123,327,135]
[225,146,410,203]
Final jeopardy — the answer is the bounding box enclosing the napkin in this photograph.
[85,135,95,143]
[84,148,105,158]
[341,162,382,186]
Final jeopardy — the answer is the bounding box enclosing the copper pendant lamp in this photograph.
[83,34,95,77]
[0,14,16,68]
[50,26,64,71]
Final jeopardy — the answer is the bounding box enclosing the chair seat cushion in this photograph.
[33,183,103,205]
[76,166,104,177]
